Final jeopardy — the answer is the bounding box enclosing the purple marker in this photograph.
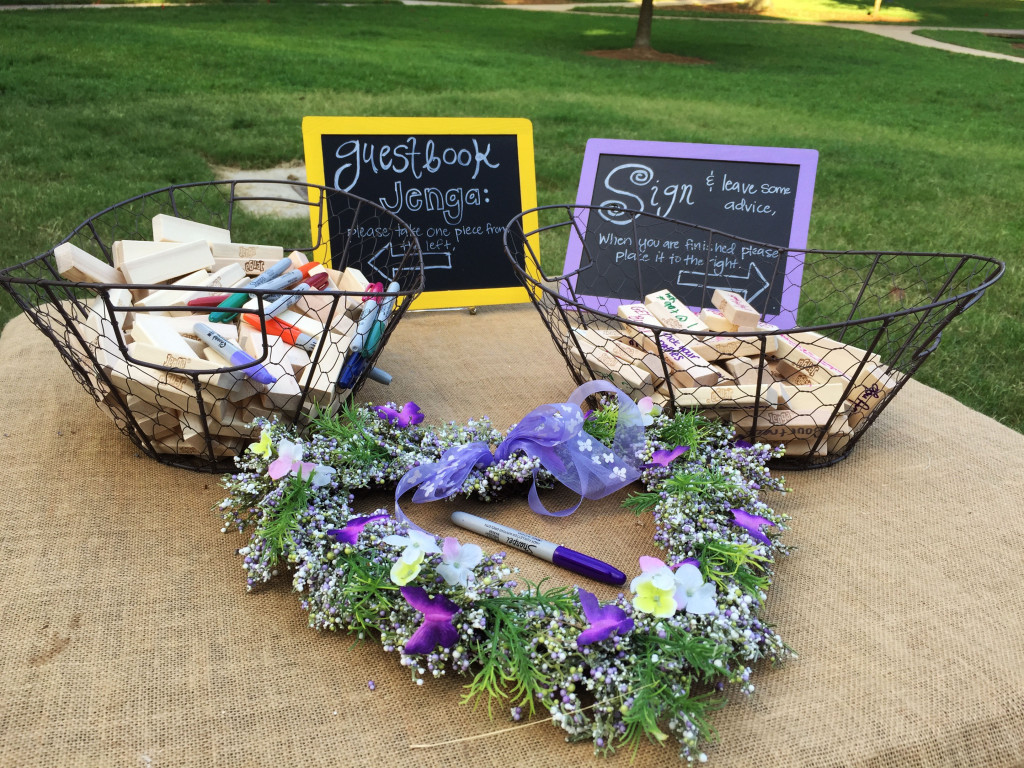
[450,511,625,586]
[193,322,277,386]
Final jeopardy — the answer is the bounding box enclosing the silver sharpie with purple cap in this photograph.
[450,511,626,586]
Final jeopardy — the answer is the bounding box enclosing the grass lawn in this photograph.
[1,5,1022,433]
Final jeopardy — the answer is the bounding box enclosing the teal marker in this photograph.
[208,257,293,322]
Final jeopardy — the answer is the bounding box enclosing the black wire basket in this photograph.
[504,204,1004,469]
[0,180,424,472]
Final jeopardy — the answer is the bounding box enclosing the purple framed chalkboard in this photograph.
[564,139,818,328]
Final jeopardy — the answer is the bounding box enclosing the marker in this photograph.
[241,314,318,354]
[186,293,231,308]
[302,272,330,291]
[450,511,626,586]
[208,257,292,322]
[349,299,380,355]
[367,366,392,385]
[193,322,277,385]
[264,283,312,317]
[338,352,365,389]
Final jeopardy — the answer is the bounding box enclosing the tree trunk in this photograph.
[634,0,654,51]
[872,0,883,14]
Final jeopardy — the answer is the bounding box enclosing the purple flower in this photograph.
[400,586,462,655]
[326,514,389,546]
[375,402,424,428]
[644,445,689,468]
[734,439,753,449]
[731,507,776,547]
[576,587,634,646]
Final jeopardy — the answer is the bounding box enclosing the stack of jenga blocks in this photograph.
[56,214,384,458]
[569,288,896,457]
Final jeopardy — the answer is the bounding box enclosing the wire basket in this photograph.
[0,180,424,472]
[504,205,1004,469]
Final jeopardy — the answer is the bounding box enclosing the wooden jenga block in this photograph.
[568,343,653,395]
[711,289,760,328]
[617,304,720,387]
[133,269,212,310]
[724,356,773,386]
[643,290,709,333]
[339,267,371,294]
[161,317,237,344]
[777,382,848,412]
[732,410,827,442]
[113,240,182,268]
[54,242,124,285]
[777,437,829,457]
[119,241,215,285]
[658,383,779,410]
[787,330,885,372]
[699,307,739,333]
[129,342,246,394]
[152,214,231,244]
[575,328,668,387]
[286,250,310,269]
[692,334,777,362]
[294,291,354,333]
[131,314,199,359]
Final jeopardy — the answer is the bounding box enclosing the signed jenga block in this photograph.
[617,304,720,387]
[774,334,849,385]
[845,362,897,429]
[573,328,664,386]
[694,334,777,361]
[711,289,760,328]
[119,241,215,285]
[209,242,287,275]
[644,290,709,333]
[787,330,885,373]
[54,242,125,285]
[731,410,827,443]
[152,214,231,245]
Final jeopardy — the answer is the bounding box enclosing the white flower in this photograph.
[602,452,614,464]
[437,536,484,587]
[672,563,717,615]
[610,466,627,481]
[309,464,336,488]
[383,530,441,564]
[577,438,593,452]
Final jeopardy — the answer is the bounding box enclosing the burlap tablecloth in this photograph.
[0,305,1021,768]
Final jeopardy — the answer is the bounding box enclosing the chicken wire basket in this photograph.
[0,180,424,472]
[503,204,1004,469]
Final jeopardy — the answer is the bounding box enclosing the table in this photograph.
[1,305,1021,767]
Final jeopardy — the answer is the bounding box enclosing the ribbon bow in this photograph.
[394,380,645,532]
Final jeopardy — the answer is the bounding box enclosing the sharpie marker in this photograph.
[208,258,293,322]
[265,283,312,317]
[193,322,277,385]
[241,314,318,354]
[349,298,380,355]
[451,511,626,586]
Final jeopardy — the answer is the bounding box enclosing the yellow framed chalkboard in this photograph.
[302,116,540,310]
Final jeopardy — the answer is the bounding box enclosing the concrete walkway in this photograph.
[2,0,1022,64]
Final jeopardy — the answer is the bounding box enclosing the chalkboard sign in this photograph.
[302,116,539,310]
[565,139,818,327]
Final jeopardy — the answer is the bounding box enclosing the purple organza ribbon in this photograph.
[394,381,644,531]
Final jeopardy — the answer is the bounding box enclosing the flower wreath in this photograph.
[217,383,791,764]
